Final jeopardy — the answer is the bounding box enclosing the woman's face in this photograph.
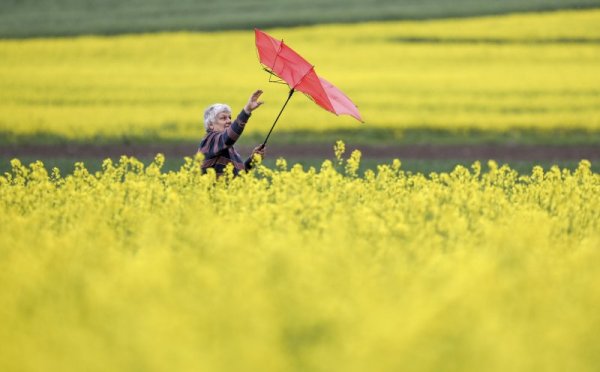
[211,111,232,132]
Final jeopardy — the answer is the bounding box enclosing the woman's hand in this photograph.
[252,144,266,158]
[244,90,264,114]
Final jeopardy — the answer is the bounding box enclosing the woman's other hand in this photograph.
[244,90,264,114]
[252,144,266,158]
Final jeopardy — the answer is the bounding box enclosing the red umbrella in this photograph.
[255,28,362,145]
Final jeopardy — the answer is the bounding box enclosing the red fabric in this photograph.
[255,28,361,122]
[318,77,362,122]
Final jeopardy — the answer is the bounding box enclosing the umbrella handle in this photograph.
[262,89,295,147]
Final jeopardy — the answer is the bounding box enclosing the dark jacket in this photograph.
[198,110,254,175]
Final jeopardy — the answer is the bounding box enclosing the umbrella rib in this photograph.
[292,65,315,89]
[270,39,283,78]
[262,67,287,85]
[261,38,289,85]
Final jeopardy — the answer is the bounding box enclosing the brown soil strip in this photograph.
[1,143,599,161]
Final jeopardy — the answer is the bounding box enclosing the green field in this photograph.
[1,0,599,38]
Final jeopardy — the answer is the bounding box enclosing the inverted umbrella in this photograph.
[255,28,362,146]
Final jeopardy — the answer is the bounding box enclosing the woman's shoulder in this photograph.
[198,131,214,148]
[200,130,217,142]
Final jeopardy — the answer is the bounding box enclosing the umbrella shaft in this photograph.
[262,89,295,147]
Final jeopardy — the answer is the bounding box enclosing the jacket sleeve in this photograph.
[199,110,251,158]
[244,156,254,171]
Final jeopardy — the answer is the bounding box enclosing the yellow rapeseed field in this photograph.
[1,10,600,141]
[1,147,599,371]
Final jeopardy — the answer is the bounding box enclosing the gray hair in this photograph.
[203,103,231,131]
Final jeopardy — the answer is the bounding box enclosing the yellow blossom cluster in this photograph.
[1,9,599,141]
[1,149,599,371]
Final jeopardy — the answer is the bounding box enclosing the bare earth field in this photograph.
[2,143,599,162]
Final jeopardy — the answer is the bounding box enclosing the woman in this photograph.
[198,90,266,175]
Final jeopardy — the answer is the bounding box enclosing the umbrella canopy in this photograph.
[254,29,362,145]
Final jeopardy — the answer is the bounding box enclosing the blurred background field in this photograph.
[1,10,600,145]
[1,1,599,173]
